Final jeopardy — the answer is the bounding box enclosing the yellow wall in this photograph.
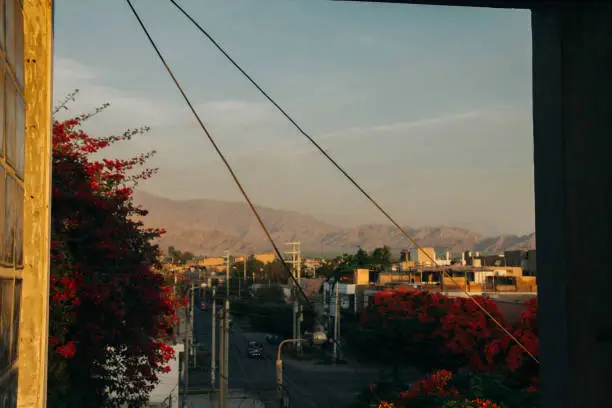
[16,1,54,407]
[254,252,276,264]
[199,257,225,267]
[353,268,370,285]
[410,247,436,266]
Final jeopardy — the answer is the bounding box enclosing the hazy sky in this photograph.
[53,0,534,236]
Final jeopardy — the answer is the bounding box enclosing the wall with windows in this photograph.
[0,0,25,407]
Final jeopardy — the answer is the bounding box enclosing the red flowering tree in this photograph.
[47,94,183,407]
[352,295,541,408]
[358,289,509,372]
[497,297,539,389]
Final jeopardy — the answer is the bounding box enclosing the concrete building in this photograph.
[408,247,436,266]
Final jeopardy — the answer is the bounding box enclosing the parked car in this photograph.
[247,341,264,359]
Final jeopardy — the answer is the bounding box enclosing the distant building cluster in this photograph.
[320,247,538,327]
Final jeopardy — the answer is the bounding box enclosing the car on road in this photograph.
[200,302,207,311]
[265,334,282,345]
[247,341,264,359]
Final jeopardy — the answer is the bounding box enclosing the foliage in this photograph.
[353,248,370,268]
[233,255,265,280]
[48,97,185,407]
[368,370,539,408]
[166,246,195,264]
[370,246,392,268]
[261,259,293,283]
[230,285,315,337]
[355,289,510,372]
[318,246,394,278]
[351,295,541,408]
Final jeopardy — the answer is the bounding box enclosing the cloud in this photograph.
[232,109,486,160]
[54,57,99,82]
[193,100,275,126]
[319,110,483,142]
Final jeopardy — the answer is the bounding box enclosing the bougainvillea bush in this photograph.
[353,295,540,408]
[358,289,511,373]
[48,95,186,407]
[371,369,538,408]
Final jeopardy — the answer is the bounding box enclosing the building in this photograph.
[0,1,53,407]
[198,257,226,273]
[504,250,537,276]
[253,252,276,264]
[408,247,436,266]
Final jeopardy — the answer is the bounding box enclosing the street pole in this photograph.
[242,253,247,298]
[296,246,302,355]
[276,335,326,407]
[276,339,304,408]
[223,250,230,374]
[219,311,226,408]
[225,250,231,294]
[211,286,217,389]
[223,306,230,400]
[191,285,196,368]
[332,278,340,364]
[182,305,189,408]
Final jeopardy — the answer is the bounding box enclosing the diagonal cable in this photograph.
[124,0,311,308]
[168,0,539,366]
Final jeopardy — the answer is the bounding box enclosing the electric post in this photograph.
[191,284,196,368]
[211,286,216,389]
[285,242,302,355]
[223,306,230,407]
[219,310,226,408]
[332,274,340,365]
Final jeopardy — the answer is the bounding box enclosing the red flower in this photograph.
[55,341,77,359]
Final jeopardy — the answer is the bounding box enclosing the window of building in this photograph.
[0,0,25,406]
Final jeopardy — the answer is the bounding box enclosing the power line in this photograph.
[123,10,353,401]
[167,0,539,366]
[123,0,311,310]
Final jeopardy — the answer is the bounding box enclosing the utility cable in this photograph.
[124,10,349,406]
[124,0,311,309]
[168,0,539,366]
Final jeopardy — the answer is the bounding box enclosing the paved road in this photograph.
[190,296,382,408]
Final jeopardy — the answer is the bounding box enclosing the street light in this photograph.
[276,332,327,407]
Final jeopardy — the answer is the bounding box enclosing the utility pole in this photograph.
[223,307,230,405]
[332,276,340,364]
[225,250,231,300]
[182,303,189,408]
[285,242,302,354]
[242,253,247,298]
[219,310,226,408]
[211,286,217,389]
[222,249,230,406]
[191,284,196,368]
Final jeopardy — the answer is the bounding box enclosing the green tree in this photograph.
[166,246,195,264]
[370,246,392,268]
[234,255,265,280]
[353,248,370,268]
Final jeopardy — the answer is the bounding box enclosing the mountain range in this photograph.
[133,191,535,256]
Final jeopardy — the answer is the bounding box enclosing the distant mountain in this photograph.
[474,233,536,253]
[133,191,535,256]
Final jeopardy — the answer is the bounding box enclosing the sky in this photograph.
[53,0,534,236]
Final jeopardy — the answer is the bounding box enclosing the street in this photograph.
[189,295,382,408]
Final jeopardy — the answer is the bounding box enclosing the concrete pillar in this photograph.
[532,3,612,407]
